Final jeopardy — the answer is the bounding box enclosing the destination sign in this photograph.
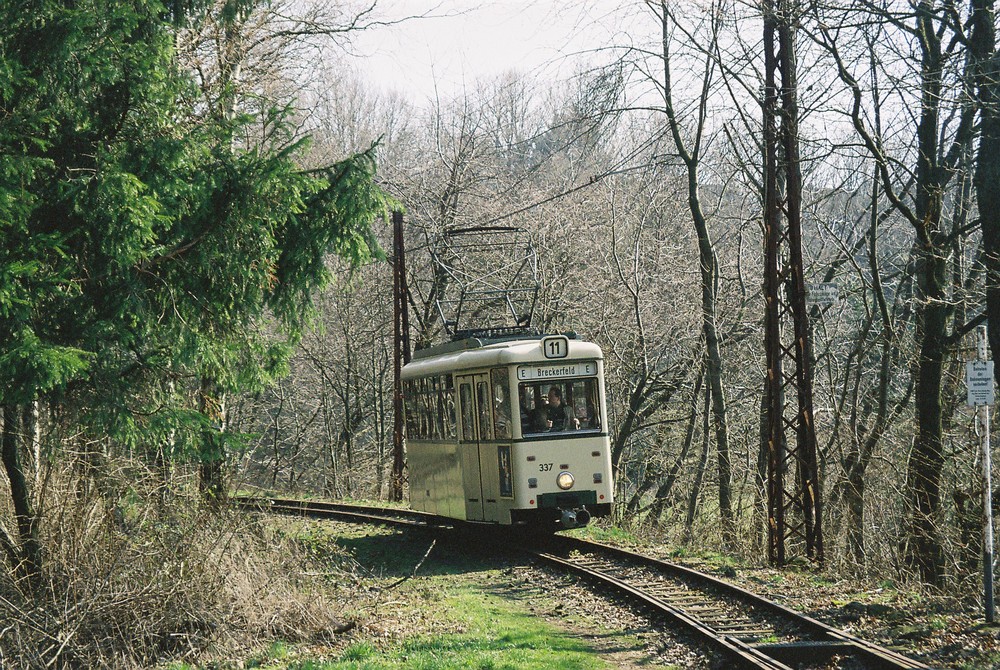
[517,362,598,381]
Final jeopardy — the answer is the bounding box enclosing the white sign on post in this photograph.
[806,282,839,306]
[967,360,995,406]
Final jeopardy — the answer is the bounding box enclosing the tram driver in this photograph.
[546,386,579,431]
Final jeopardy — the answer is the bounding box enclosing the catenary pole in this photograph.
[391,211,407,502]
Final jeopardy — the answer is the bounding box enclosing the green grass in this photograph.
[162,525,643,670]
[223,581,619,670]
[311,584,614,670]
[563,523,642,549]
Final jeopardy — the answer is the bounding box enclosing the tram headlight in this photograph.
[556,471,575,490]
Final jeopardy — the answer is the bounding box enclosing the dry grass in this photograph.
[0,465,358,669]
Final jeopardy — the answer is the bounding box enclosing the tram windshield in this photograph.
[518,378,602,436]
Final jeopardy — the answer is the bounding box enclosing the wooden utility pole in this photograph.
[391,211,409,502]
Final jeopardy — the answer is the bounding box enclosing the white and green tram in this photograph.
[401,333,613,529]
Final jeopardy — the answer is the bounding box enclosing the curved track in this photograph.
[530,535,932,670]
[235,496,932,669]
[233,495,450,529]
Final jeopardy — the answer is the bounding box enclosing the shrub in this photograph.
[0,462,356,669]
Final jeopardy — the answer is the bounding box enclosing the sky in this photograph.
[352,1,635,102]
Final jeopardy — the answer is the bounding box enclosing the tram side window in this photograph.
[572,379,601,431]
[436,377,447,439]
[411,380,422,437]
[404,375,455,441]
[476,381,494,441]
[491,368,512,440]
[518,377,602,435]
[429,377,442,438]
[443,375,456,438]
[403,381,419,437]
[420,378,430,438]
[460,383,475,441]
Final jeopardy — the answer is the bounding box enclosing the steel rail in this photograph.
[232,495,451,530]
[534,549,794,669]
[539,535,933,670]
[233,497,932,669]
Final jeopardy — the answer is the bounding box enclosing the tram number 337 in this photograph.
[539,463,554,472]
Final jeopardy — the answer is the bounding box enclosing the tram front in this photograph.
[508,335,614,529]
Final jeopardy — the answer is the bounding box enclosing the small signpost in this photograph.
[805,282,839,307]
[968,326,995,623]
[967,359,995,407]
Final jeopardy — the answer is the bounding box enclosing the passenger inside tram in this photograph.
[545,386,578,431]
[518,379,601,436]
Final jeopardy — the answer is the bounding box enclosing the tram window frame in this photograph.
[403,375,456,441]
[403,381,419,437]
[491,368,512,440]
[476,381,494,441]
[459,383,475,441]
[444,375,456,438]
[517,377,602,436]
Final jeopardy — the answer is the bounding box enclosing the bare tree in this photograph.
[650,0,736,547]
[810,0,978,584]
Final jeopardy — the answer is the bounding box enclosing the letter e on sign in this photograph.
[542,335,569,359]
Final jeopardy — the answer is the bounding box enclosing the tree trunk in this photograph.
[902,1,956,587]
[700,223,734,548]
[684,384,712,543]
[650,364,705,524]
[972,4,1000,589]
[753,386,769,555]
[843,462,866,566]
[22,401,39,490]
[972,0,1000,394]
[906,193,949,582]
[270,385,285,490]
[198,377,228,505]
[657,1,734,547]
[157,380,176,509]
[2,404,41,585]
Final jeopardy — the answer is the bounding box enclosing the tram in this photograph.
[401,333,613,529]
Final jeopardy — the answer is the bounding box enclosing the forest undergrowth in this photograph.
[0,465,363,669]
[6,478,1000,669]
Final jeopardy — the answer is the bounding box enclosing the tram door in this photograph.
[456,373,493,521]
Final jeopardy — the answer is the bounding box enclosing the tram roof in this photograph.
[402,336,603,379]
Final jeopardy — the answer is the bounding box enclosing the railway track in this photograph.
[236,497,933,669]
[232,495,451,529]
[529,535,933,670]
